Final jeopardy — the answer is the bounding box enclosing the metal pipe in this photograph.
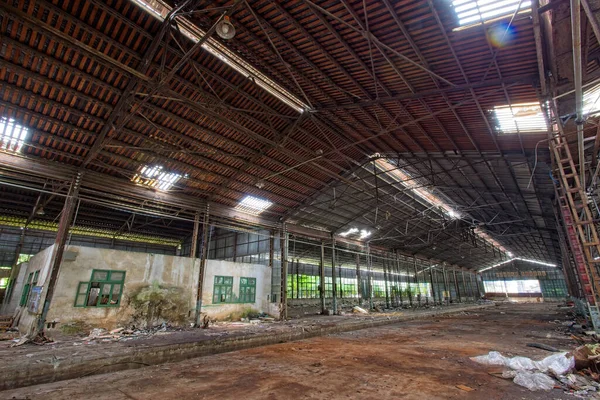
[572,0,586,188]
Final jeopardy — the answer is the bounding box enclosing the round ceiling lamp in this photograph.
[216,16,236,40]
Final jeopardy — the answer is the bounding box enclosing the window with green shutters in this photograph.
[213,276,233,303]
[239,277,256,303]
[74,269,125,308]
[20,272,33,307]
[19,270,39,307]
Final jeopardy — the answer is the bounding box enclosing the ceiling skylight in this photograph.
[129,0,309,113]
[479,257,556,272]
[492,102,548,134]
[583,83,600,117]
[235,195,273,215]
[337,227,372,241]
[0,117,28,153]
[451,0,531,27]
[132,165,181,191]
[374,158,461,220]
[339,227,359,237]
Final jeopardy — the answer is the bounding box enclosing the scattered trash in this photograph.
[471,351,574,376]
[455,384,474,392]
[472,351,575,391]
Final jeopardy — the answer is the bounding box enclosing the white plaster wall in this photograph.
[16,245,55,334]
[0,262,28,315]
[42,245,201,329]
[202,260,273,320]
[17,246,280,332]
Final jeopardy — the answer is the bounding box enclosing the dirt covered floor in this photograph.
[2,303,585,399]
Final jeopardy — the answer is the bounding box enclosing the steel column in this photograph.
[194,207,210,327]
[36,173,82,334]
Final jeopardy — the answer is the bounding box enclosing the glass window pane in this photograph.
[110,272,124,282]
[75,294,87,307]
[93,271,108,281]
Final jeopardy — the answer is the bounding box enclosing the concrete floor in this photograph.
[1,303,581,399]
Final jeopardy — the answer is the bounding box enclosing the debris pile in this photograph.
[81,323,179,343]
[472,344,600,396]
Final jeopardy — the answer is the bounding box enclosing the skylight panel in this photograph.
[235,195,273,215]
[374,158,461,220]
[132,165,181,191]
[0,117,28,153]
[493,102,548,134]
[451,0,531,27]
[583,83,600,117]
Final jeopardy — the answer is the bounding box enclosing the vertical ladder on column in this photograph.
[550,123,600,329]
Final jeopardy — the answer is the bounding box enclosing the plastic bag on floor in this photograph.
[536,352,574,376]
[470,351,574,375]
[513,371,556,391]
[470,351,506,366]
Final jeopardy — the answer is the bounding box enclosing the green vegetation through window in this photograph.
[74,269,125,307]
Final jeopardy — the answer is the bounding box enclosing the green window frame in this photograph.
[19,272,33,307]
[239,277,256,303]
[74,269,125,308]
[213,276,233,304]
[19,271,39,307]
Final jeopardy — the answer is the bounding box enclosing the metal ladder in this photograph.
[550,119,600,328]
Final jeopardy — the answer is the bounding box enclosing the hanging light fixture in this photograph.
[216,16,236,40]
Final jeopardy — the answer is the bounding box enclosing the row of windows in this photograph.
[285,274,435,299]
[213,275,256,304]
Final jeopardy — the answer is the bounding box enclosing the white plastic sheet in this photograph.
[513,372,556,391]
[470,351,574,375]
[471,350,575,392]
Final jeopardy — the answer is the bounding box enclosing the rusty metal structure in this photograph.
[1,0,600,312]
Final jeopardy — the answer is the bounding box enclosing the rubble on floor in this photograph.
[471,301,600,397]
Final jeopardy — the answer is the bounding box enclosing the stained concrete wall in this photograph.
[15,246,277,333]
[202,259,277,320]
[15,245,55,335]
[0,262,29,315]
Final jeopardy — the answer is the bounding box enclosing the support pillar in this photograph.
[194,207,210,327]
[190,210,200,259]
[331,237,337,314]
[396,252,403,306]
[453,269,462,303]
[281,226,289,320]
[320,240,326,313]
[429,267,437,305]
[355,253,362,306]
[406,258,413,307]
[413,257,421,306]
[367,245,374,310]
[383,257,390,308]
[442,267,450,304]
[36,174,82,335]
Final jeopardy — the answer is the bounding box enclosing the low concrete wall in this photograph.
[14,246,278,333]
[0,303,492,391]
